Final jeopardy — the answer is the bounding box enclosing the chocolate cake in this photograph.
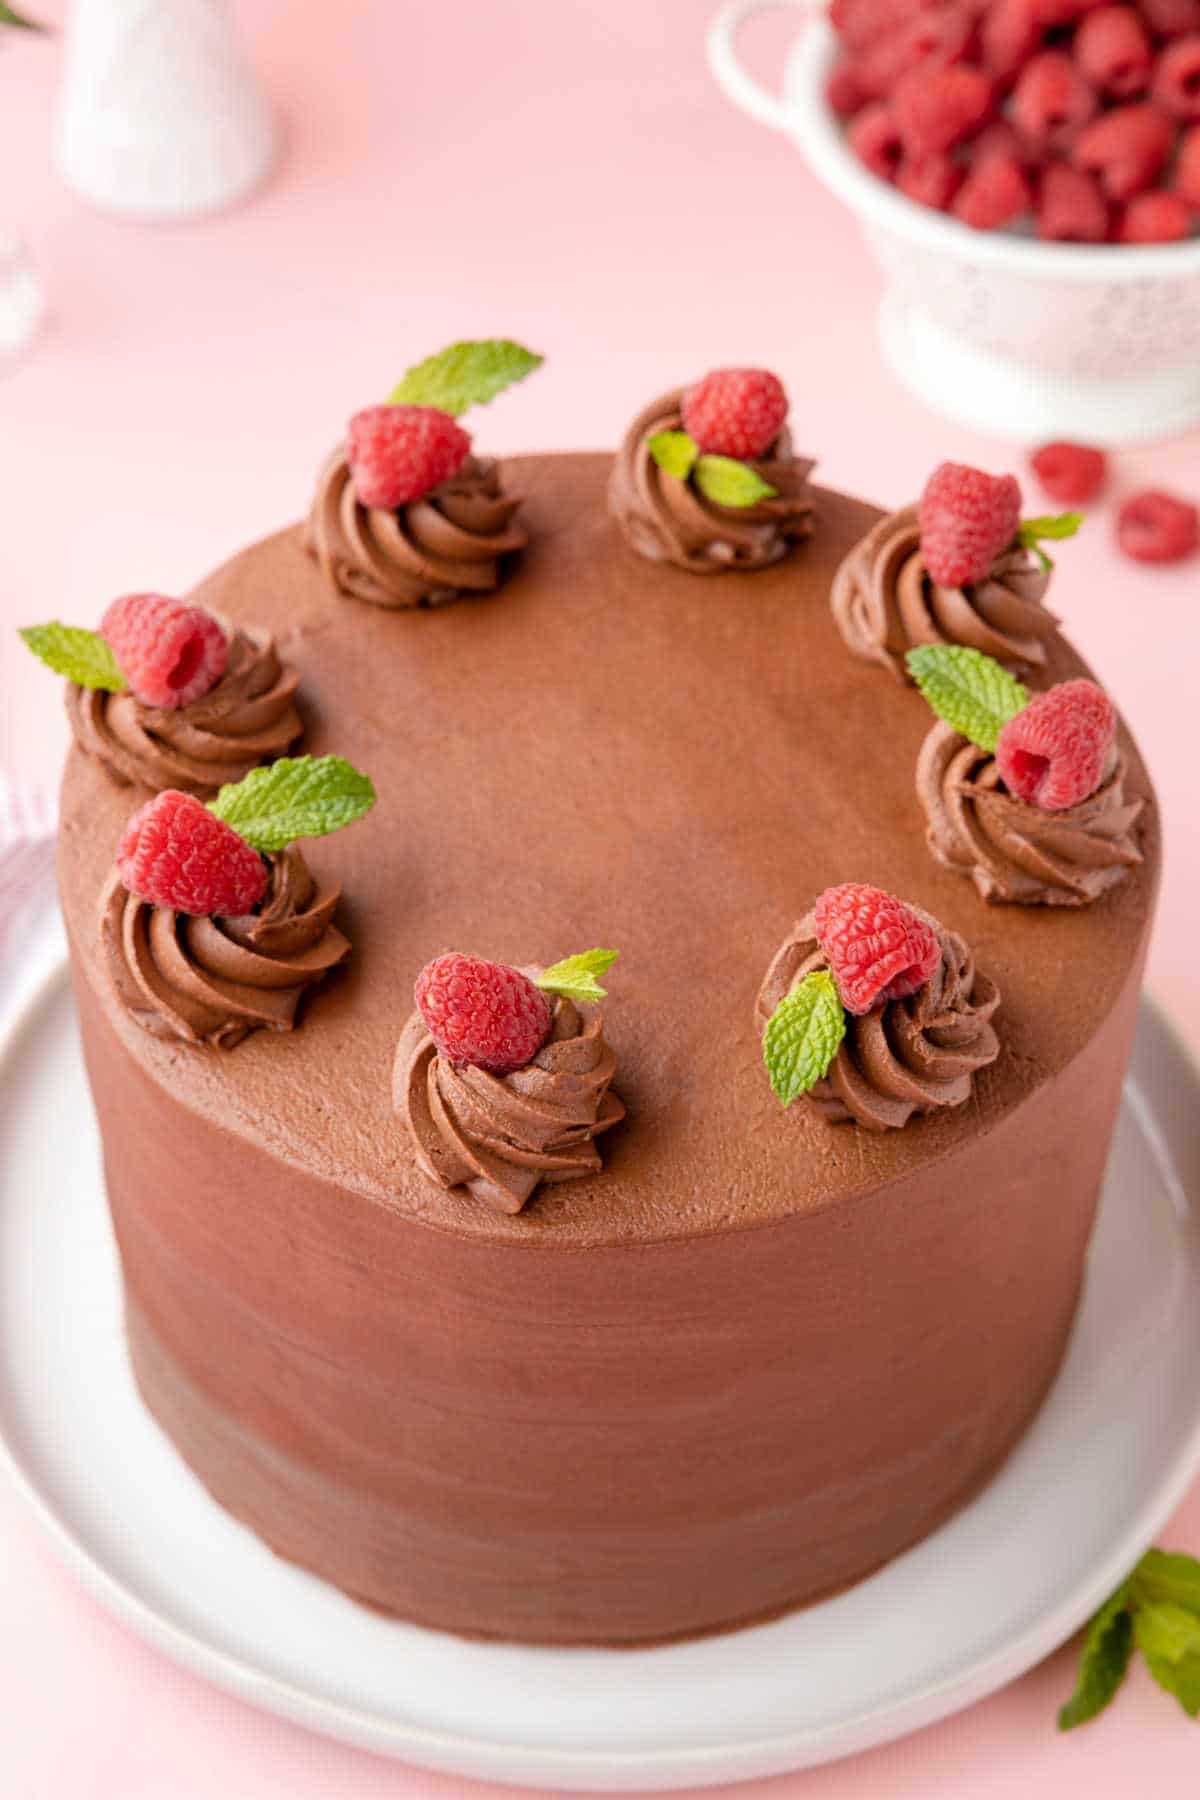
[56,450,1159,1647]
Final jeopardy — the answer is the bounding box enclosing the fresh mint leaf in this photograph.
[648,430,698,482]
[763,968,845,1108]
[209,754,375,853]
[19,622,126,691]
[1132,1549,1200,1616]
[693,454,778,509]
[1016,511,1084,572]
[1141,1642,1200,1719]
[0,5,47,28]
[1134,1600,1200,1666]
[535,949,619,1005]
[906,644,1029,753]
[387,339,542,416]
[1058,1581,1134,1731]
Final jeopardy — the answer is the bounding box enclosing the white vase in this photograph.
[55,0,274,222]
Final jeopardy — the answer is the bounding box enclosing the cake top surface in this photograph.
[58,453,1160,1248]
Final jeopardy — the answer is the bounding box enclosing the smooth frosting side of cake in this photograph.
[58,454,1160,1644]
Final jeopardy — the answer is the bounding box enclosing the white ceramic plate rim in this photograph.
[3,961,1200,1791]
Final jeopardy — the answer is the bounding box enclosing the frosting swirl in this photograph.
[304,449,527,608]
[67,624,302,796]
[607,389,815,573]
[756,911,1000,1131]
[916,720,1144,907]
[101,846,349,1048]
[394,990,625,1214]
[831,504,1057,680]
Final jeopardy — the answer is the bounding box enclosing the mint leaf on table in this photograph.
[1058,1581,1134,1731]
[1132,1549,1200,1614]
[387,340,543,416]
[208,755,375,853]
[762,968,845,1108]
[693,454,778,509]
[906,644,1029,753]
[19,622,126,691]
[535,949,619,1004]
[0,5,47,28]
[1016,511,1084,571]
[648,429,699,482]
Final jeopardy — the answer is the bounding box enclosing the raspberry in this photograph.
[681,368,788,460]
[116,790,267,917]
[830,0,920,53]
[1072,103,1173,198]
[1152,34,1200,115]
[897,151,965,209]
[827,60,869,117]
[1117,188,1194,238]
[813,883,942,1017]
[849,102,905,177]
[414,952,552,1074]
[995,679,1115,811]
[951,150,1032,226]
[893,63,994,155]
[1142,0,1200,37]
[346,404,471,510]
[857,6,976,98]
[982,0,1043,84]
[1177,123,1200,202]
[1075,6,1154,97]
[1036,0,1108,21]
[1038,159,1110,237]
[1029,441,1108,503]
[1012,50,1100,148]
[918,461,1023,586]
[100,593,228,711]
[1116,489,1199,561]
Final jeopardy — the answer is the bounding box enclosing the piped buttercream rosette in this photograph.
[100,754,375,1047]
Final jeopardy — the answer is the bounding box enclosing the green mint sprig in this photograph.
[387,340,543,416]
[906,644,1029,753]
[647,430,778,509]
[1016,511,1084,573]
[1061,1549,1200,1729]
[19,622,126,692]
[535,949,619,1004]
[208,755,376,854]
[762,968,846,1107]
[0,5,47,28]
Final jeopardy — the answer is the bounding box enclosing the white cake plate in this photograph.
[3,962,1200,1792]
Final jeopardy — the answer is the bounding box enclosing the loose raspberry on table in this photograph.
[1012,50,1100,148]
[1075,5,1154,98]
[1153,33,1200,115]
[952,150,1032,226]
[1072,102,1174,197]
[415,952,553,1075]
[1177,122,1200,202]
[813,883,942,1017]
[893,62,994,156]
[1029,441,1108,503]
[1037,159,1110,238]
[848,102,905,178]
[100,593,228,711]
[116,789,268,917]
[681,368,789,460]
[1117,188,1194,239]
[347,404,471,510]
[995,679,1115,810]
[919,461,1023,586]
[1116,489,1200,561]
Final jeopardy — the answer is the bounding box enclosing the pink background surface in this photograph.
[2,1,1198,1793]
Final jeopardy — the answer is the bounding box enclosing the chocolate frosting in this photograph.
[916,720,1144,906]
[303,448,527,608]
[831,504,1057,680]
[66,624,302,795]
[100,845,349,1048]
[607,389,815,572]
[395,990,624,1214]
[756,911,1000,1131]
